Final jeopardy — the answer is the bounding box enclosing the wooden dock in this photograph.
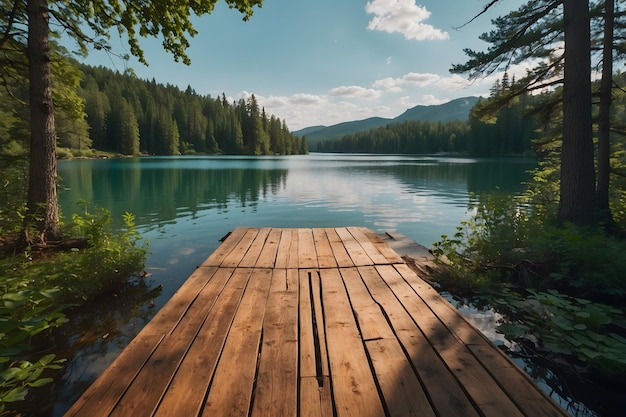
[65,227,567,417]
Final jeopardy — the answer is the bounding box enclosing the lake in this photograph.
[30,154,603,416]
[57,154,534,301]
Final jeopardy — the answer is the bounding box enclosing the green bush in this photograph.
[492,288,626,374]
[44,204,149,301]
[431,191,626,375]
[0,205,148,411]
[431,192,542,292]
[0,272,68,413]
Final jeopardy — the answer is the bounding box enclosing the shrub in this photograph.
[0,206,148,411]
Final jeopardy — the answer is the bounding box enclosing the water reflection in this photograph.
[58,155,533,231]
[17,277,161,416]
[59,158,289,230]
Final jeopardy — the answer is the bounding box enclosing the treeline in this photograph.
[315,120,471,154]
[78,65,306,156]
[316,74,540,156]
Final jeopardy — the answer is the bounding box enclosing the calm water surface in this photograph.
[58,154,533,301]
[32,154,605,416]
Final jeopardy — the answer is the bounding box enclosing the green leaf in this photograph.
[27,377,54,388]
[580,348,603,360]
[38,354,57,366]
[0,387,28,403]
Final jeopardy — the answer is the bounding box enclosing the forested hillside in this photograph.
[296,97,480,147]
[78,65,306,156]
[316,75,540,156]
[0,60,306,158]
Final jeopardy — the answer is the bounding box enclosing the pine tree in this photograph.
[451,0,601,226]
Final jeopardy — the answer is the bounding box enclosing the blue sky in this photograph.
[70,0,528,130]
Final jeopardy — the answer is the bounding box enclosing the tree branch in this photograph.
[0,0,23,49]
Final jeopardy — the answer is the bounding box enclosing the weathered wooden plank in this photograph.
[63,334,164,417]
[250,269,299,417]
[319,268,386,417]
[221,228,261,268]
[339,267,395,342]
[355,227,404,264]
[64,266,222,417]
[139,266,221,337]
[468,344,568,417]
[299,270,317,378]
[298,228,318,269]
[239,227,271,267]
[394,263,486,346]
[310,270,330,379]
[111,267,234,417]
[324,228,354,267]
[200,268,272,417]
[334,227,373,266]
[255,228,282,268]
[365,338,437,417]
[300,377,333,417]
[299,271,334,417]
[312,228,337,268]
[437,342,525,417]
[377,265,525,417]
[201,228,249,266]
[275,228,295,269]
[287,229,301,269]
[346,227,390,265]
[339,267,435,417]
[358,265,481,417]
[152,268,252,416]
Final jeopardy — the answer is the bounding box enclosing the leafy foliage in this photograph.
[0,271,67,412]
[24,204,149,301]
[0,354,65,413]
[431,189,626,374]
[431,192,540,291]
[0,206,147,410]
[492,289,626,374]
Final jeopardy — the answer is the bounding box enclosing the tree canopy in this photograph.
[452,0,623,228]
[0,0,264,243]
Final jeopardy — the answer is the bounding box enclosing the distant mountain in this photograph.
[294,125,327,136]
[294,96,480,147]
[394,96,480,124]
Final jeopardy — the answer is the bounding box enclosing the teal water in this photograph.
[57,154,533,302]
[42,154,547,415]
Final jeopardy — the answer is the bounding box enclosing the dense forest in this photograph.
[77,65,307,157]
[0,61,306,159]
[316,74,540,156]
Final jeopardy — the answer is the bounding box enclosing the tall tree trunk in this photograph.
[25,0,61,243]
[559,0,596,225]
[597,0,615,229]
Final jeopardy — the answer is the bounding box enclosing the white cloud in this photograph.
[419,94,447,105]
[373,72,442,91]
[289,93,327,106]
[262,96,290,107]
[373,77,403,92]
[403,72,440,85]
[434,73,473,91]
[328,85,381,99]
[374,72,482,93]
[365,0,449,41]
